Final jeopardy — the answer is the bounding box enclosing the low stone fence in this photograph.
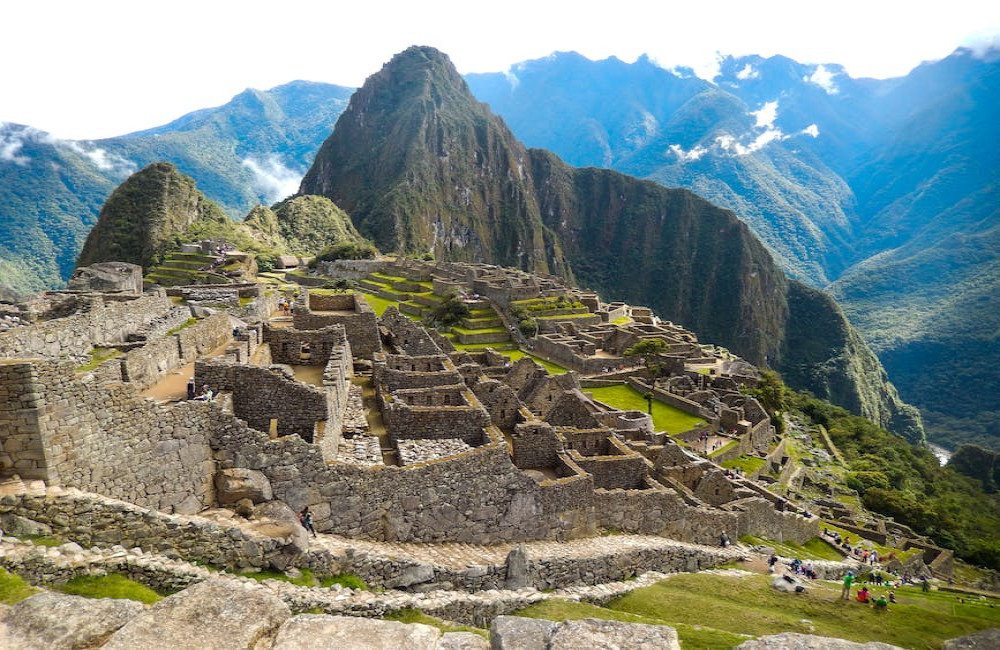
[0,488,296,570]
[627,377,715,422]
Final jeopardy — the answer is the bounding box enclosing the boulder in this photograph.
[736,633,904,648]
[771,573,806,593]
[251,500,310,569]
[944,628,1000,649]
[0,591,143,649]
[440,631,490,649]
[387,563,435,589]
[0,513,52,537]
[103,578,291,649]
[271,614,441,649]
[549,618,680,650]
[215,468,273,505]
[490,616,557,649]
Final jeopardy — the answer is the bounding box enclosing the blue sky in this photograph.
[3,0,999,139]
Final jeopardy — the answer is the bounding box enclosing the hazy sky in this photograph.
[4,0,999,140]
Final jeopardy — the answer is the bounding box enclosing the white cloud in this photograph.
[736,63,758,80]
[242,155,303,204]
[0,124,31,165]
[805,64,839,94]
[0,122,135,174]
[750,100,779,128]
[668,143,708,162]
[672,100,819,160]
[502,67,520,90]
[65,141,136,175]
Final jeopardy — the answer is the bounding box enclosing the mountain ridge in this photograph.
[300,45,921,442]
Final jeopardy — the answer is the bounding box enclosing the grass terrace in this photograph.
[585,385,706,434]
[515,572,1000,649]
[721,454,767,475]
[739,535,846,562]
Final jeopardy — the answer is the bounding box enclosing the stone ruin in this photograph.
[0,270,818,549]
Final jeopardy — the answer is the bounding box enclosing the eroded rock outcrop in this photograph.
[102,578,291,649]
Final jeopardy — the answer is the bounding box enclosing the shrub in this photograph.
[313,241,377,263]
[426,292,470,327]
[255,254,277,273]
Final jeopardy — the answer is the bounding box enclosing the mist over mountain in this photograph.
[0,81,353,294]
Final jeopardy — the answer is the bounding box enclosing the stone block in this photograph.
[214,468,273,505]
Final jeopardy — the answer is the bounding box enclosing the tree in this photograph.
[643,391,654,414]
[426,292,470,328]
[624,338,670,377]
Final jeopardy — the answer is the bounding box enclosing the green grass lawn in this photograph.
[518,573,1000,649]
[505,350,569,374]
[383,608,488,638]
[0,569,38,605]
[585,385,705,434]
[452,342,517,352]
[515,597,748,649]
[721,455,767,475]
[450,325,507,335]
[56,574,163,604]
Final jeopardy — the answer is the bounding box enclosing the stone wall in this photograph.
[0,488,293,570]
[565,438,648,490]
[0,292,174,360]
[381,308,442,356]
[0,359,215,513]
[120,313,233,390]
[195,361,329,443]
[0,361,50,480]
[594,482,741,544]
[293,293,380,359]
[265,324,350,367]
[511,423,561,470]
[627,377,715,423]
[211,421,598,543]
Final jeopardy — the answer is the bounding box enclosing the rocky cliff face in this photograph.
[298,46,922,441]
[299,46,568,276]
[75,162,230,270]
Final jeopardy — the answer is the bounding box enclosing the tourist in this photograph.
[186,378,196,400]
[873,594,889,611]
[299,507,317,537]
[922,577,930,593]
[194,384,214,401]
[768,553,779,573]
[720,531,730,547]
[857,586,870,603]
[889,591,897,603]
[841,571,854,600]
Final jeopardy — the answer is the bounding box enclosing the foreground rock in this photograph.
[0,591,143,649]
[943,628,1000,649]
[737,632,904,649]
[103,578,291,649]
[490,616,679,650]
[490,616,557,649]
[271,614,442,649]
[549,618,680,649]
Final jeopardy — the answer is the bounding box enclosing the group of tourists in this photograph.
[842,571,894,610]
